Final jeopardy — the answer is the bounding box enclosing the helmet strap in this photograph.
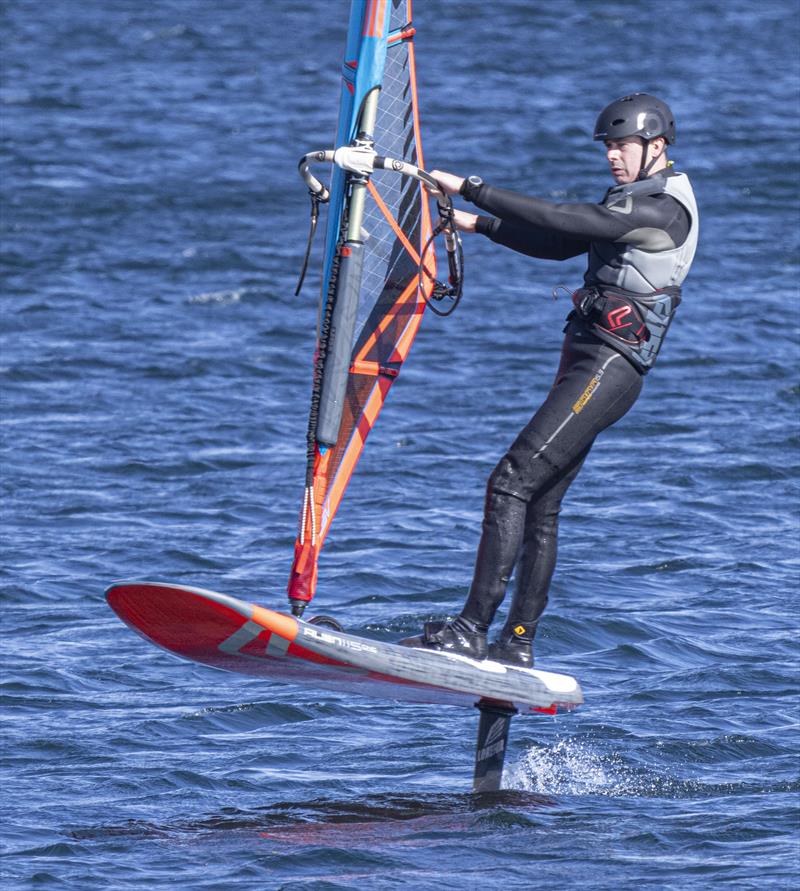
[638,138,661,180]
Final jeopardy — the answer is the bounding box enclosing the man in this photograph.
[401,93,699,667]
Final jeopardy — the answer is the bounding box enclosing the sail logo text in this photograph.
[302,627,378,654]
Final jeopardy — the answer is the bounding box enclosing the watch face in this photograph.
[468,175,483,187]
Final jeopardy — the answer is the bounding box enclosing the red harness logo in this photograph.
[607,305,633,330]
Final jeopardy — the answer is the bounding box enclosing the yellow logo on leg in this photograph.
[572,372,603,414]
[513,625,527,637]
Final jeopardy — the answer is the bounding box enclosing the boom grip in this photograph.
[315,241,365,447]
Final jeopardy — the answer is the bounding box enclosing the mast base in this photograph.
[289,598,308,618]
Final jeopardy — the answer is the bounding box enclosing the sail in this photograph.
[288,0,436,613]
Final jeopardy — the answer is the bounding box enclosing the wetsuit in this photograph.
[428,169,699,660]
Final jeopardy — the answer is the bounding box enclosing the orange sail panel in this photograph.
[288,0,435,611]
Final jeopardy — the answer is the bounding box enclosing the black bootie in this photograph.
[488,622,536,668]
[399,615,488,660]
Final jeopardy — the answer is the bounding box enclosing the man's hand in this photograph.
[452,209,478,233]
[426,170,476,232]
[429,169,465,196]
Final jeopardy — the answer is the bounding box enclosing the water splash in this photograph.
[506,737,620,796]
[504,736,689,798]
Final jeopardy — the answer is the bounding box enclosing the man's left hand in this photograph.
[429,169,465,196]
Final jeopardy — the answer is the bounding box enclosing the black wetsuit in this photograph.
[455,174,694,644]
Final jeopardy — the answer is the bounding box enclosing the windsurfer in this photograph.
[401,94,699,667]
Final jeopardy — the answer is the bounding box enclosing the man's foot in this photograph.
[488,624,534,668]
[399,616,488,660]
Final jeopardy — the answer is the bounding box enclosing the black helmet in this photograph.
[593,93,676,145]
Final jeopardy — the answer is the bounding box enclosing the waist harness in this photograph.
[569,284,682,373]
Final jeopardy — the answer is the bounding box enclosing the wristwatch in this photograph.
[460,175,483,201]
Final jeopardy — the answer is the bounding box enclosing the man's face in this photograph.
[604,137,645,184]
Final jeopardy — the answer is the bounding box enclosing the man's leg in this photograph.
[489,450,588,666]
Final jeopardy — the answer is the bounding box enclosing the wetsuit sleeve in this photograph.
[468,183,690,249]
[475,215,588,260]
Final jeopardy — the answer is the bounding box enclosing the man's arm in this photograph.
[475,215,588,260]
[466,183,689,249]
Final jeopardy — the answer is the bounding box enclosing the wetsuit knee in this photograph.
[487,457,529,503]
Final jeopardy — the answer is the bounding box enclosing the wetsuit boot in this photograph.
[399,615,488,660]
[488,621,536,668]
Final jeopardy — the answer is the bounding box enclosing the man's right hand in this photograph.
[452,209,478,233]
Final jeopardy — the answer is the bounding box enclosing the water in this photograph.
[2,0,798,887]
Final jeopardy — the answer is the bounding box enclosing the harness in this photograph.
[569,284,682,373]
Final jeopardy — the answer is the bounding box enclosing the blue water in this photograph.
[2,0,799,887]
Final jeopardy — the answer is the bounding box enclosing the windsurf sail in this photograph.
[288,0,462,615]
